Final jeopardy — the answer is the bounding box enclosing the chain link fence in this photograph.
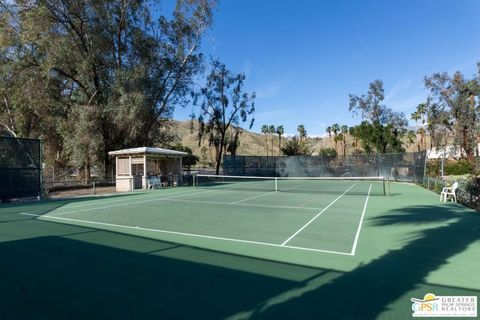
[420,175,480,210]
[223,151,426,183]
[0,137,42,201]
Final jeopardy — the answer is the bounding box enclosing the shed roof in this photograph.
[108,147,188,157]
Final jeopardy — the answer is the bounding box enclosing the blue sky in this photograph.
[173,0,480,136]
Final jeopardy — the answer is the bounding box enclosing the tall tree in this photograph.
[411,102,428,150]
[276,125,284,155]
[194,60,255,174]
[406,130,417,151]
[297,124,307,141]
[331,123,340,152]
[349,126,359,150]
[326,126,332,146]
[0,0,215,181]
[340,125,349,156]
[348,80,407,154]
[227,129,241,156]
[425,71,480,161]
[268,124,275,156]
[261,124,269,156]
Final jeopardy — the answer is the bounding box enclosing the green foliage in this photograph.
[0,0,215,180]
[319,147,337,158]
[280,137,311,156]
[445,160,475,175]
[426,161,441,176]
[424,71,480,160]
[348,80,407,154]
[170,144,199,169]
[297,124,307,140]
[276,125,284,151]
[426,159,476,176]
[227,130,241,156]
[349,120,405,154]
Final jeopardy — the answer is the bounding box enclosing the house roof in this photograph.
[108,147,188,157]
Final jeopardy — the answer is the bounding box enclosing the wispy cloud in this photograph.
[256,78,290,99]
[389,93,427,113]
[384,78,414,103]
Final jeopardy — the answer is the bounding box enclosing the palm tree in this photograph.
[341,125,348,156]
[297,124,307,141]
[417,127,426,151]
[406,130,417,150]
[331,123,340,152]
[326,126,332,147]
[261,124,269,156]
[276,125,284,155]
[349,126,359,149]
[412,103,428,150]
[268,125,276,156]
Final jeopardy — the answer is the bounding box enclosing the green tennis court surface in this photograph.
[1,181,479,319]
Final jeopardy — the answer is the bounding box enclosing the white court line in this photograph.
[21,188,214,215]
[44,188,239,217]
[140,197,320,211]
[51,188,207,209]
[230,185,300,204]
[42,179,268,211]
[230,191,277,204]
[280,184,356,246]
[350,184,372,256]
[47,195,320,218]
[19,212,352,256]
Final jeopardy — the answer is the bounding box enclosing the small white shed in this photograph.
[108,147,188,192]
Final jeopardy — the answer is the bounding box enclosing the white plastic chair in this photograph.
[440,182,458,202]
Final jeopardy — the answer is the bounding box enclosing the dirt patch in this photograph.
[48,186,117,199]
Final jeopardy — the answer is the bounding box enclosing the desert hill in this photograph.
[169,120,421,165]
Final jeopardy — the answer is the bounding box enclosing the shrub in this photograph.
[319,147,337,158]
[281,137,311,156]
[444,159,474,175]
[426,159,475,176]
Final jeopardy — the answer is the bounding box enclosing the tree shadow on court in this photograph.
[1,203,479,319]
[251,204,480,319]
[0,230,324,320]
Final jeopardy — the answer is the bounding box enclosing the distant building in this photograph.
[427,143,480,159]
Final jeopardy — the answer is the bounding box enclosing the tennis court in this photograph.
[1,177,479,319]
[18,176,387,257]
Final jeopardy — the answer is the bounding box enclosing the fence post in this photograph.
[39,140,44,200]
[92,181,96,196]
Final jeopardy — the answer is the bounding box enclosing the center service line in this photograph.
[280,183,356,246]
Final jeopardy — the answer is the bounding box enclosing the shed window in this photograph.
[117,158,130,175]
[132,163,144,175]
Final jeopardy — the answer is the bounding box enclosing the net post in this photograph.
[193,173,196,189]
[275,178,278,192]
[387,177,390,196]
[383,176,386,196]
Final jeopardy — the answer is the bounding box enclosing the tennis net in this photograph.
[194,174,390,196]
